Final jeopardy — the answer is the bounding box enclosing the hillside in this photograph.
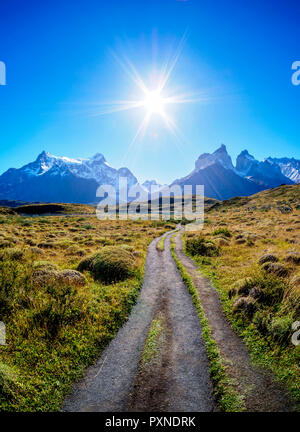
[183,183,300,405]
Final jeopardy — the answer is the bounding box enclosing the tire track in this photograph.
[63,231,215,412]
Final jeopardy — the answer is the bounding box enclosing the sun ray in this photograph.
[160,111,187,155]
[121,112,151,165]
[80,32,211,157]
[157,30,189,93]
[111,49,149,95]
[87,100,144,117]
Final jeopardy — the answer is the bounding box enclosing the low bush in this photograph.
[0,248,24,262]
[262,262,289,278]
[78,246,137,283]
[185,236,219,257]
[212,228,231,238]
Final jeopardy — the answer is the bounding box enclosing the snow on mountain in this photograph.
[14,151,138,187]
[235,151,294,188]
[171,145,295,201]
[194,144,234,171]
[171,145,262,200]
[0,146,298,204]
[267,157,300,184]
[0,151,138,204]
[141,179,167,192]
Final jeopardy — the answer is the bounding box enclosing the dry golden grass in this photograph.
[189,185,300,312]
[0,210,174,411]
[183,184,300,406]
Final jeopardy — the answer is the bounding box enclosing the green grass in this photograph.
[170,233,245,412]
[0,258,144,411]
[212,227,231,237]
[141,316,164,366]
[156,236,166,252]
[0,215,172,411]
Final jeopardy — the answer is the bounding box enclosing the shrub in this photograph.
[82,224,93,230]
[0,362,25,405]
[232,296,256,318]
[252,309,272,336]
[262,262,289,278]
[37,241,56,249]
[33,261,59,271]
[78,246,136,283]
[285,252,300,265]
[215,237,230,247]
[0,248,24,262]
[230,277,253,296]
[29,247,44,256]
[77,255,95,272]
[268,314,295,344]
[229,272,286,307]
[32,268,59,287]
[120,244,134,252]
[185,236,219,257]
[58,270,86,287]
[0,240,11,248]
[235,238,246,244]
[258,254,279,265]
[212,227,231,237]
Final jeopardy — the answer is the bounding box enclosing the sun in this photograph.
[143,90,165,115]
[89,32,205,150]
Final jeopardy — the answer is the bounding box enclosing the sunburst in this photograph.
[90,33,206,152]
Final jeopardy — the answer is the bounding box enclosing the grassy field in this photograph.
[183,184,300,407]
[0,207,174,411]
[1,185,299,411]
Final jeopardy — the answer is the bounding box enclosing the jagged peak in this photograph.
[195,144,233,171]
[36,150,51,160]
[118,167,133,174]
[91,153,106,162]
[236,150,257,162]
[142,179,160,186]
[213,143,228,154]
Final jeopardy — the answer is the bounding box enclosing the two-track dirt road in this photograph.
[63,230,216,412]
[63,229,295,412]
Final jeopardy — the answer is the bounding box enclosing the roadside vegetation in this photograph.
[183,184,300,408]
[156,236,166,252]
[0,208,173,411]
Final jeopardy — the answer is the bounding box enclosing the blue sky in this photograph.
[0,0,299,184]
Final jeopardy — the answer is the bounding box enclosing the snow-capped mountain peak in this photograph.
[0,151,139,203]
[194,144,234,171]
[267,157,300,183]
[90,152,106,163]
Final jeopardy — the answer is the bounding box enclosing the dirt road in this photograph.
[63,230,215,412]
[63,228,295,412]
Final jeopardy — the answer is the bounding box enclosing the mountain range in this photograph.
[171,145,297,200]
[0,146,299,204]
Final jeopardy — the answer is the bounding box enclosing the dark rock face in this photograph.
[172,145,294,201]
[172,161,263,201]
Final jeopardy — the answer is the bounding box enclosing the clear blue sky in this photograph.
[0,0,299,184]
